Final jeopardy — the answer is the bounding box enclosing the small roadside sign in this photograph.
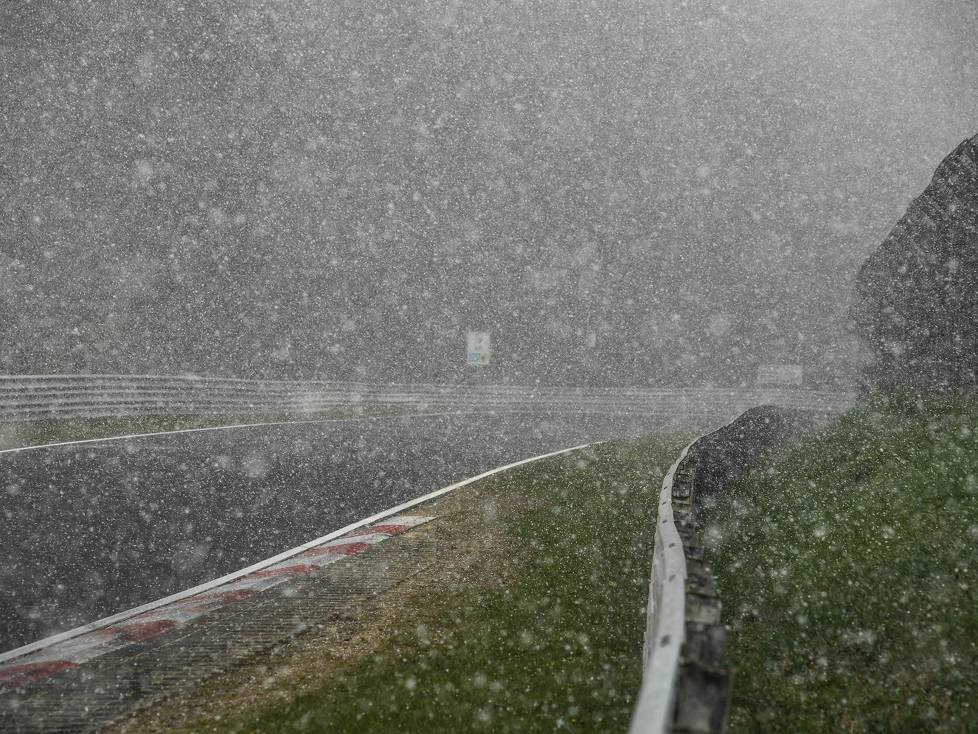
[466,331,491,367]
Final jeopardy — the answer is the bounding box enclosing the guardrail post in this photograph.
[675,544,732,734]
[673,656,733,734]
[667,445,733,734]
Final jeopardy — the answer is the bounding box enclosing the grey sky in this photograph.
[1,0,976,385]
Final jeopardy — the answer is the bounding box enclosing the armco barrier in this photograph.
[0,374,854,425]
[630,406,825,734]
[631,437,700,733]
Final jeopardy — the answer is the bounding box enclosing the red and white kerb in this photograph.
[0,515,432,691]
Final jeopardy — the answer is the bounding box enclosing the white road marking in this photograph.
[0,516,432,681]
[0,441,592,669]
[0,411,511,455]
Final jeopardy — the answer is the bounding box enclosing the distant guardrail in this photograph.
[0,374,855,424]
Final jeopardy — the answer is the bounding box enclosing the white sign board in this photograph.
[756,363,803,386]
[466,331,491,367]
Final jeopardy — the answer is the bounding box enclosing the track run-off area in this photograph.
[0,411,681,654]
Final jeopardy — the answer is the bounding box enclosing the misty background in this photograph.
[1,0,976,386]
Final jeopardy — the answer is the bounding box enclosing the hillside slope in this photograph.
[705,396,978,732]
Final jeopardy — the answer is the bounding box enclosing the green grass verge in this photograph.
[0,408,410,451]
[704,394,978,732]
[183,434,688,733]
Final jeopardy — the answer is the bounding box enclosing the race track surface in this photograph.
[0,411,669,651]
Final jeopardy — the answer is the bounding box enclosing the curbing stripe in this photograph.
[0,441,592,682]
[0,516,432,686]
[0,661,78,689]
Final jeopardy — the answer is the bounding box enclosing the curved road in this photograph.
[0,411,669,652]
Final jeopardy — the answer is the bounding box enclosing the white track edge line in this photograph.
[0,441,594,665]
[0,411,515,455]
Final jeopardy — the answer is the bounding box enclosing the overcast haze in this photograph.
[2,0,976,386]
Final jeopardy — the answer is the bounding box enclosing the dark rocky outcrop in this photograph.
[691,405,815,500]
[852,134,978,392]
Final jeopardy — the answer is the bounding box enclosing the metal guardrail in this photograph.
[0,374,855,422]
[631,406,828,733]
[0,375,850,727]
[631,437,702,733]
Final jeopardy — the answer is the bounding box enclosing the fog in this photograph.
[2,0,976,386]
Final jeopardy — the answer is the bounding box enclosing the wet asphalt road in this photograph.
[0,411,670,652]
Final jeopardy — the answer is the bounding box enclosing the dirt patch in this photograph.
[107,480,524,733]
